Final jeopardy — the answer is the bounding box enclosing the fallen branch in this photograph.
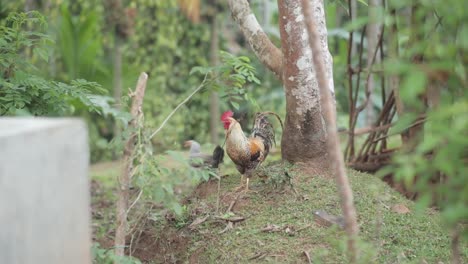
[226,192,241,213]
[215,215,246,223]
[126,189,143,215]
[303,250,312,264]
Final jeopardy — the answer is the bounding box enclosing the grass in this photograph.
[90,155,468,264]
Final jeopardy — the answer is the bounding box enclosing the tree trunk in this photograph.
[228,0,334,163]
[209,15,220,144]
[278,0,334,162]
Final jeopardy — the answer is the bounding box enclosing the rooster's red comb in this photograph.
[221,110,234,121]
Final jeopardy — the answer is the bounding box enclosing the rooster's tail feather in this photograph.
[251,112,283,152]
[211,145,224,168]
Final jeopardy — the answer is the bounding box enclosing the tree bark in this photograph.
[278,0,334,162]
[302,1,359,262]
[227,0,283,80]
[114,73,148,259]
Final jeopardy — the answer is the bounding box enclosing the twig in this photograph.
[214,215,245,222]
[295,224,312,233]
[126,189,143,215]
[249,252,267,260]
[226,192,241,213]
[303,250,312,264]
[149,73,209,139]
[216,174,221,214]
[302,1,359,262]
[218,221,233,234]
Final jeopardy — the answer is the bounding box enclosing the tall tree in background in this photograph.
[104,0,135,151]
[208,1,221,144]
[228,0,334,163]
[365,0,381,126]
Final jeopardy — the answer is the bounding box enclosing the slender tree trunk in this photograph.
[262,0,271,28]
[350,0,357,56]
[388,10,404,117]
[302,1,359,262]
[365,0,381,125]
[114,73,148,259]
[209,15,220,144]
[278,0,334,162]
[113,37,123,157]
[24,0,37,11]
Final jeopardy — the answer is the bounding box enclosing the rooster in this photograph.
[184,140,224,169]
[221,110,282,191]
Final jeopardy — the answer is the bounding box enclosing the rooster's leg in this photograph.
[235,175,245,191]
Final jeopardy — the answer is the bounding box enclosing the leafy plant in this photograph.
[92,243,141,264]
[377,0,468,242]
[190,50,261,111]
[0,11,106,116]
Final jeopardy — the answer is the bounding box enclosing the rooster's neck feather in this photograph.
[226,122,249,149]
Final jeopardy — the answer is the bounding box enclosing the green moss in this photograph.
[187,164,467,263]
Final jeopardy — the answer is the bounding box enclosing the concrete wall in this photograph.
[0,118,91,264]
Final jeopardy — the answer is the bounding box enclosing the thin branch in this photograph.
[114,72,148,259]
[149,74,209,139]
[227,0,283,80]
[126,189,143,215]
[301,1,360,263]
[356,31,385,113]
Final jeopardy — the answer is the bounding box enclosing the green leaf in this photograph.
[357,0,368,6]
[231,101,240,110]
[189,66,213,75]
[400,70,427,103]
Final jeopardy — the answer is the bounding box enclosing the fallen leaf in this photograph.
[391,204,411,214]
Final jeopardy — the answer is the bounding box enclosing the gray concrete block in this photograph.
[0,118,91,264]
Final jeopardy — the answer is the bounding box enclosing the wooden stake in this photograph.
[114,72,148,259]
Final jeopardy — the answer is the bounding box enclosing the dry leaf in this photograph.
[391,204,411,214]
